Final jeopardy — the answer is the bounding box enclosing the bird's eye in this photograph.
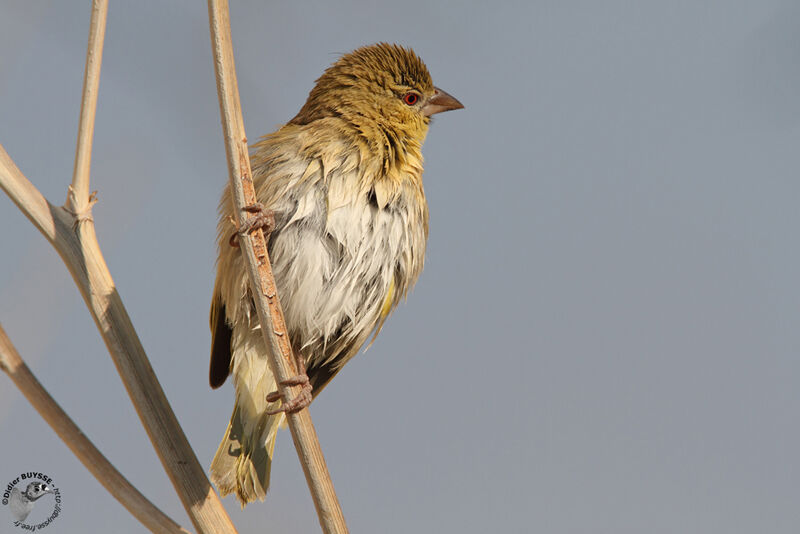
[402,92,420,106]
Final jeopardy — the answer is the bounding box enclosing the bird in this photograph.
[9,482,53,522]
[208,42,463,506]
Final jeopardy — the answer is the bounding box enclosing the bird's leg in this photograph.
[266,352,313,414]
[229,202,276,247]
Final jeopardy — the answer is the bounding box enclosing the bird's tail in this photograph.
[210,315,289,505]
[210,399,285,506]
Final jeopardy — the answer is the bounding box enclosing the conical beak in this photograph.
[422,87,464,116]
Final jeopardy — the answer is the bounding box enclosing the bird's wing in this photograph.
[9,487,33,521]
[209,295,233,388]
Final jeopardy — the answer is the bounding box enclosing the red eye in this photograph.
[402,92,419,106]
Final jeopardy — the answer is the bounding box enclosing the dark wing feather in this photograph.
[209,297,233,389]
[306,360,340,398]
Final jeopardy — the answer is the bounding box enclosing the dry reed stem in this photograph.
[0,324,191,534]
[0,2,236,533]
[67,0,106,213]
[207,1,349,532]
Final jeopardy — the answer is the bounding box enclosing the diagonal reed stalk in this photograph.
[0,324,190,534]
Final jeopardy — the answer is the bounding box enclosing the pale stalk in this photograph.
[206,1,349,532]
[66,0,107,214]
[0,325,191,534]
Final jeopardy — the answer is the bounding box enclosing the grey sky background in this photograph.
[2,1,799,532]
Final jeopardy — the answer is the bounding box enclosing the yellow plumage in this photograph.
[208,43,462,505]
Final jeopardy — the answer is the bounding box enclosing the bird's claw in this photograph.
[229,203,276,247]
[266,373,313,414]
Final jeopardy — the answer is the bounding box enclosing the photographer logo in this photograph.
[2,472,61,531]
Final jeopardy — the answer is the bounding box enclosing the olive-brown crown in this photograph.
[290,43,435,139]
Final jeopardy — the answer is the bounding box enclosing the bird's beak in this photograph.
[422,87,464,117]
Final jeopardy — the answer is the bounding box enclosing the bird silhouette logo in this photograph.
[8,481,54,522]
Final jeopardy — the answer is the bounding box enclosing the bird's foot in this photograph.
[266,374,313,414]
[229,203,275,247]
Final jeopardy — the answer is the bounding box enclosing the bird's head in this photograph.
[291,43,463,146]
[23,482,53,501]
